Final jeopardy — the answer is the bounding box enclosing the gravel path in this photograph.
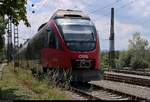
[64,91,87,100]
[0,64,38,100]
[91,80,150,100]
[0,63,6,80]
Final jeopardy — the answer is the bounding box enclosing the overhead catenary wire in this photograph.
[90,0,123,14]
[92,0,137,16]
[91,0,138,16]
[115,0,139,12]
[92,0,138,27]
[94,0,139,41]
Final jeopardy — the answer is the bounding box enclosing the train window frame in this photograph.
[49,31,56,48]
[55,18,97,52]
[48,28,61,49]
[46,27,51,48]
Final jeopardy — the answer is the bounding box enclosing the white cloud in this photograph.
[19,11,52,43]
[17,0,150,50]
[33,0,82,11]
[33,0,51,10]
[130,0,150,17]
[114,21,146,50]
[93,14,147,50]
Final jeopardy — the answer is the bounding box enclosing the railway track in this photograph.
[70,82,146,101]
[104,71,150,87]
[111,69,150,76]
[9,64,149,101]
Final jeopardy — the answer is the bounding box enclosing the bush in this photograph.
[130,57,149,69]
[117,51,132,68]
[101,54,109,70]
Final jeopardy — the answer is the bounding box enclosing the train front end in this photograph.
[52,10,103,82]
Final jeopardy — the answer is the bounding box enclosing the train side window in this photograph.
[49,32,56,48]
[46,28,52,48]
[55,36,60,49]
[49,31,60,49]
[46,27,51,48]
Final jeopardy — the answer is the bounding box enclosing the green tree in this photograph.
[118,32,150,69]
[0,0,30,49]
[145,47,150,64]
[128,32,149,58]
[128,32,149,69]
[0,0,30,26]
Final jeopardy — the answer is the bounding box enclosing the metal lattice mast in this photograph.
[14,25,19,52]
[7,17,12,63]
[13,24,19,69]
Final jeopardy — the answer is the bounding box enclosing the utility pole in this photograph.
[109,8,116,70]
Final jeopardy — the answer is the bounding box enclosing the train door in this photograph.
[48,28,61,67]
[41,27,61,68]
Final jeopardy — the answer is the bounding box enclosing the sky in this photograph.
[17,0,150,51]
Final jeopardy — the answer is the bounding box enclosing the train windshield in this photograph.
[56,18,97,52]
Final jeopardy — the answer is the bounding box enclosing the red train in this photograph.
[18,9,103,82]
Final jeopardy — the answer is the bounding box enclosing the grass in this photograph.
[0,63,71,100]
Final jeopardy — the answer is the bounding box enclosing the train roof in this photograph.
[38,22,47,31]
[50,9,90,20]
